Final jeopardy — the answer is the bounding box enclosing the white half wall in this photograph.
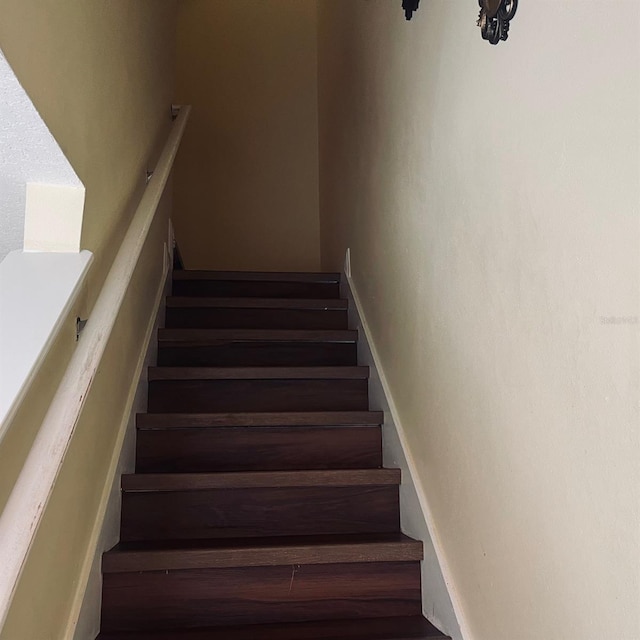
[0,250,93,433]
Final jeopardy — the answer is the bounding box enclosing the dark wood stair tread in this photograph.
[137,411,384,429]
[122,469,401,492]
[148,366,368,381]
[173,271,340,283]
[97,616,449,639]
[167,296,347,309]
[159,328,357,343]
[103,533,422,572]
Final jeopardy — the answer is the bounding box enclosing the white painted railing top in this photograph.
[0,105,191,631]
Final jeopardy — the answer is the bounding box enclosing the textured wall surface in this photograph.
[174,0,320,271]
[0,50,82,261]
[318,2,639,639]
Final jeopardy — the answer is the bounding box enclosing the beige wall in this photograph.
[174,0,320,271]
[0,2,177,637]
[318,3,639,640]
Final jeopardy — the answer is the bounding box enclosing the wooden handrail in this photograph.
[0,105,191,630]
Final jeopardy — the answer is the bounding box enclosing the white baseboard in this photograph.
[341,273,468,640]
[64,261,171,640]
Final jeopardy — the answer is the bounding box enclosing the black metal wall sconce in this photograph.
[402,0,518,45]
[402,0,420,21]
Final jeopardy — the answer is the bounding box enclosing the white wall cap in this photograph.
[0,249,93,433]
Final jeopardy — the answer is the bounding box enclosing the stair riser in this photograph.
[147,379,368,413]
[120,486,399,542]
[166,307,348,330]
[136,427,383,473]
[157,343,357,367]
[101,561,421,632]
[172,281,340,299]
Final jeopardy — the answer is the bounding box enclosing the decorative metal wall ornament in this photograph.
[477,0,518,44]
[402,0,420,21]
[402,0,517,45]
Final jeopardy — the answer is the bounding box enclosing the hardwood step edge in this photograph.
[103,535,422,572]
[122,469,401,492]
[173,271,341,283]
[166,296,348,310]
[136,411,384,429]
[148,366,369,381]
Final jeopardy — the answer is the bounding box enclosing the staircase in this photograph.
[97,270,450,639]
